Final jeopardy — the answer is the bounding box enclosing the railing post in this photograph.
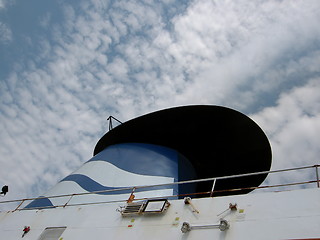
[315,165,320,188]
[13,199,25,211]
[63,194,74,208]
[127,187,136,203]
[210,178,217,197]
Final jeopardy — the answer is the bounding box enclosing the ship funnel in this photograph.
[26,105,272,209]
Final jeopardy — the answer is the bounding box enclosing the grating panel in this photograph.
[121,202,144,215]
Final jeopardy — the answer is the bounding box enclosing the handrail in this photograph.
[1,164,319,211]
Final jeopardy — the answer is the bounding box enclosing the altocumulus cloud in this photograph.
[252,78,320,188]
[0,0,12,44]
[0,0,320,208]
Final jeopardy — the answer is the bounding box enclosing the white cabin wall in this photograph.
[0,188,319,240]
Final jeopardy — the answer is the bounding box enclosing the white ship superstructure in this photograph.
[0,105,319,239]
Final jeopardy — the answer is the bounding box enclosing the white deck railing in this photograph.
[0,164,319,211]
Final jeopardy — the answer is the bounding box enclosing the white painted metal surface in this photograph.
[0,187,319,240]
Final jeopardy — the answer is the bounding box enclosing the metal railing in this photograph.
[0,164,319,212]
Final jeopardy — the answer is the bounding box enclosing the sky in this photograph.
[0,0,320,209]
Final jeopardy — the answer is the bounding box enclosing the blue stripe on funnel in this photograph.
[61,174,175,195]
[24,196,55,209]
[88,143,178,179]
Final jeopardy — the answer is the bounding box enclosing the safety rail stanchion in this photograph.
[315,165,320,188]
[210,178,217,197]
[127,187,136,203]
[13,199,25,211]
[63,194,75,208]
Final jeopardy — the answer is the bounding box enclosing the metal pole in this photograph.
[181,219,230,233]
[210,178,217,197]
[13,199,25,211]
[63,194,74,208]
[315,165,320,188]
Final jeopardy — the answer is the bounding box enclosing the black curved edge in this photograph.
[94,105,272,196]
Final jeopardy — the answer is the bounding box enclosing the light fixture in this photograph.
[143,199,169,213]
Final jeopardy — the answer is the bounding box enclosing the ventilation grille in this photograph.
[121,202,145,216]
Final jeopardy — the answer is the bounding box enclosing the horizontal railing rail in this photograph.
[0,164,319,211]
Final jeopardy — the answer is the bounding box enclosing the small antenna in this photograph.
[107,116,122,131]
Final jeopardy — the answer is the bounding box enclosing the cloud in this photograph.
[0,22,12,44]
[252,78,320,167]
[0,0,320,209]
[251,77,320,189]
[166,0,320,110]
[0,0,10,9]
